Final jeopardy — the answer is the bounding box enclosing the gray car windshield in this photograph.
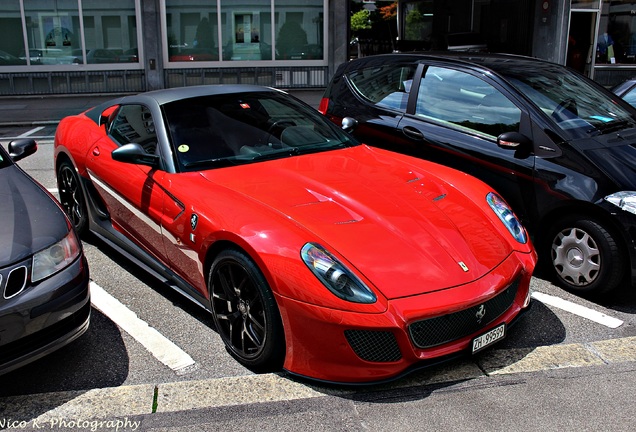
[503,66,636,138]
[162,91,357,172]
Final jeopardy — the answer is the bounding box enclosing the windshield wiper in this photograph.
[183,157,238,169]
[592,119,633,135]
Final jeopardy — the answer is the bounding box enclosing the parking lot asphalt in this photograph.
[2,88,636,426]
[0,89,324,126]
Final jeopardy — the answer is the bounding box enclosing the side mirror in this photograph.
[341,117,359,133]
[8,138,37,162]
[497,131,532,151]
[111,143,160,168]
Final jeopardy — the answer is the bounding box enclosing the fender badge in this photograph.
[458,261,469,272]
[190,213,198,231]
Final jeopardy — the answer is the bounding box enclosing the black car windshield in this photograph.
[162,91,358,171]
[0,146,10,169]
[502,65,636,138]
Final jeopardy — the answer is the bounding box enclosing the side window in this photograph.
[346,63,417,112]
[109,105,157,153]
[416,66,521,138]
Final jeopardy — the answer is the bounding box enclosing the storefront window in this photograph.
[597,1,636,64]
[166,0,219,61]
[0,0,140,66]
[221,0,271,60]
[275,0,323,60]
[23,0,80,65]
[0,0,26,65]
[81,1,139,64]
[572,1,601,9]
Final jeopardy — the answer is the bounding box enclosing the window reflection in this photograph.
[0,0,26,65]
[166,0,219,61]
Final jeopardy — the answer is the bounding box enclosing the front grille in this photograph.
[344,330,402,362]
[409,279,519,349]
[3,266,28,299]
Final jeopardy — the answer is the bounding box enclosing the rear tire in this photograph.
[548,217,624,296]
[57,160,88,236]
[208,248,285,372]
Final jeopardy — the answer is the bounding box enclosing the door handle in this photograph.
[402,126,424,140]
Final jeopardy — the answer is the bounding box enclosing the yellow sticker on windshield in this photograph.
[178,144,189,153]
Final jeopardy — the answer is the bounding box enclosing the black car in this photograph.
[320,52,636,297]
[612,77,636,108]
[0,138,90,375]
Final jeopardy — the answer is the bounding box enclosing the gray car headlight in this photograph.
[32,230,81,283]
[605,191,636,215]
[487,192,527,244]
[301,243,376,304]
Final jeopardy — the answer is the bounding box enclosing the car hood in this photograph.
[0,165,69,265]
[581,136,636,188]
[199,146,515,299]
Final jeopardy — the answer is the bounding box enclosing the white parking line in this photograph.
[531,291,623,328]
[90,281,196,373]
[18,126,45,137]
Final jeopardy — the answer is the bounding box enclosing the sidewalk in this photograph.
[0,89,324,127]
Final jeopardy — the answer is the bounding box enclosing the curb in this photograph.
[2,336,635,423]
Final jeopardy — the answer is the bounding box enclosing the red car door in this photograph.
[86,104,170,265]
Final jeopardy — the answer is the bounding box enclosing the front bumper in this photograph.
[0,254,90,376]
[278,251,535,384]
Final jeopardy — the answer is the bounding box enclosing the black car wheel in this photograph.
[57,160,88,235]
[549,218,624,296]
[209,248,285,371]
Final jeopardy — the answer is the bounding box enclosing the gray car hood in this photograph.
[0,165,69,265]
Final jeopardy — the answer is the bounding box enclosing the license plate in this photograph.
[472,323,506,354]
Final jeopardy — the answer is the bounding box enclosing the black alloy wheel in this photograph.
[549,217,624,296]
[57,160,88,235]
[209,248,285,371]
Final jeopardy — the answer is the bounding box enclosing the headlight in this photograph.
[301,243,376,303]
[32,230,81,282]
[487,192,527,244]
[605,191,636,215]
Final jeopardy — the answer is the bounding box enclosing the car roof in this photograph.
[344,52,562,75]
[125,84,281,106]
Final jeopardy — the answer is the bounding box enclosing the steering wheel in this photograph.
[267,119,296,136]
[552,98,578,120]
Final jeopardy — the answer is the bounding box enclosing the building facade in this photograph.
[0,1,634,96]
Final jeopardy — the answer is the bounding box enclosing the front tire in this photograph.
[208,248,285,371]
[57,160,88,235]
[548,218,624,296]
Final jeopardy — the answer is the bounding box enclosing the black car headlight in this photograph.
[301,243,376,304]
[605,191,636,215]
[487,192,527,244]
[32,230,81,282]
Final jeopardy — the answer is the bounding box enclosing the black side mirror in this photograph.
[497,131,532,151]
[341,117,359,133]
[111,143,160,168]
[8,138,37,162]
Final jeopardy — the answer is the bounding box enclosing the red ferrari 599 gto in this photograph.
[54,85,536,383]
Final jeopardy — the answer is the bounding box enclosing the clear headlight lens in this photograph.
[301,243,376,304]
[487,192,527,244]
[32,230,81,282]
[605,191,636,215]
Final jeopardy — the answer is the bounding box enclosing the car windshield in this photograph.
[501,64,636,138]
[0,146,10,169]
[162,91,358,171]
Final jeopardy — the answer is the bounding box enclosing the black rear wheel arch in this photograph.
[56,157,89,236]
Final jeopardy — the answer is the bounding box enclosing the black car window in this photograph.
[108,105,158,154]
[415,66,521,139]
[162,91,358,172]
[346,63,417,112]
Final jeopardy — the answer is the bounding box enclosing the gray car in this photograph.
[0,138,90,376]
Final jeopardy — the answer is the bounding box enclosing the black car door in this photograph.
[395,63,537,228]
